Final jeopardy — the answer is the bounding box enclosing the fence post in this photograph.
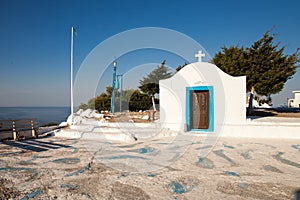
[12,120,17,141]
[31,120,36,138]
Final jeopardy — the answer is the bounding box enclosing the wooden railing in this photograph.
[0,119,39,140]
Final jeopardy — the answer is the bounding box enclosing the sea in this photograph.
[0,107,70,126]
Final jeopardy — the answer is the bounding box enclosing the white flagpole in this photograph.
[70,26,74,122]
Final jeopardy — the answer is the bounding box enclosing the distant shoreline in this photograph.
[0,107,70,125]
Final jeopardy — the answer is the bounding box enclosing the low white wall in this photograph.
[54,120,300,140]
[220,123,300,139]
[54,129,135,142]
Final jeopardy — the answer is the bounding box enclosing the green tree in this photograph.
[139,60,172,111]
[94,93,111,111]
[129,90,152,111]
[212,45,256,110]
[87,97,95,109]
[247,31,299,101]
[81,87,141,112]
[86,86,113,111]
[105,86,113,97]
[212,30,299,109]
[212,45,248,77]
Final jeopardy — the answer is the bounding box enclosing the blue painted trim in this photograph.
[186,86,214,132]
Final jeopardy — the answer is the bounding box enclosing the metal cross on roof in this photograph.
[195,50,205,62]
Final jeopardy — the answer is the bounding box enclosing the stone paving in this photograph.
[0,135,299,199]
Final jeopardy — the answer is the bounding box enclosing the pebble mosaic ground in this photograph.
[0,135,299,199]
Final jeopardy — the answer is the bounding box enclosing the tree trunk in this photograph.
[152,95,156,111]
[151,95,156,121]
[248,86,255,115]
[267,95,272,106]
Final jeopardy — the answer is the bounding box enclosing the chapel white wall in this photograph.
[160,62,246,132]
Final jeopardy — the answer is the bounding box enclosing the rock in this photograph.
[76,109,83,115]
[66,114,73,125]
[91,110,104,119]
[142,115,149,120]
[59,121,68,127]
[73,115,82,125]
[81,109,94,118]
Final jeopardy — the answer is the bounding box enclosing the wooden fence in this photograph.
[0,119,39,140]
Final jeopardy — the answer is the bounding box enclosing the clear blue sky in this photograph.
[0,0,299,107]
